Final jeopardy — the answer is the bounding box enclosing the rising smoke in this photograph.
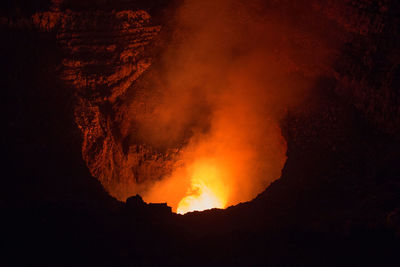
[131,0,342,212]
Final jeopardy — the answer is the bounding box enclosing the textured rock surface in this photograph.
[32,4,174,200]
[332,1,400,137]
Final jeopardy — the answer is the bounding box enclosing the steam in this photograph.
[132,0,341,211]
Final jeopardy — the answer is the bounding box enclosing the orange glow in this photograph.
[130,0,340,213]
[177,161,227,214]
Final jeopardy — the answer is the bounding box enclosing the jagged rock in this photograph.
[126,194,172,214]
[32,3,172,200]
[126,194,145,209]
[326,0,400,137]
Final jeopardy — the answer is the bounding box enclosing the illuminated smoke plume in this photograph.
[132,0,341,212]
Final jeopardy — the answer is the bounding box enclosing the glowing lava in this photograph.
[177,161,227,214]
[177,179,224,214]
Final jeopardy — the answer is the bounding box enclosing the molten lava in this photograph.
[177,161,227,214]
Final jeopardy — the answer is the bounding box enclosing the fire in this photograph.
[177,161,227,214]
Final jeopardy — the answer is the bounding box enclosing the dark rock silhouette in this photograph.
[126,194,146,208]
[126,194,172,215]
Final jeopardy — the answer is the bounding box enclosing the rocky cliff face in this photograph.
[312,0,400,138]
[32,4,177,200]
[332,0,400,137]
